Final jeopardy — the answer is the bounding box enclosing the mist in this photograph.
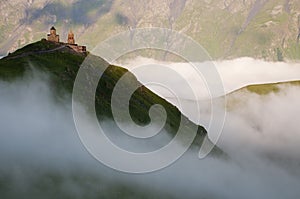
[0,59,300,199]
[120,57,300,99]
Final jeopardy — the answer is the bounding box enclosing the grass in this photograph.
[0,40,210,148]
[225,80,300,97]
[245,81,300,95]
[284,42,300,60]
[246,83,280,95]
[225,80,300,110]
[8,40,60,57]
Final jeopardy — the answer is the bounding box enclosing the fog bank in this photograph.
[0,64,300,198]
[120,57,300,99]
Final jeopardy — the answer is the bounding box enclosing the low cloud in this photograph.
[119,57,300,99]
[0,60,300,199]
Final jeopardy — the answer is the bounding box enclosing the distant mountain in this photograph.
[1,0,300,60]
[0,39,215,150]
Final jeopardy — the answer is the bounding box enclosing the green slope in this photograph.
[0,39,213,149]
[225,80,300,110]
[228,80,300,96]
[245,80,300,95]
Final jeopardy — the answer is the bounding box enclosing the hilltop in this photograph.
[0,39,212,149]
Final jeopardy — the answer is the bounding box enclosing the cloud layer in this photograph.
[120,57,300,99]
[0,59,300,198]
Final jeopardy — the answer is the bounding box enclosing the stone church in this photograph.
[46,26,86,53]
[47,26,60,42]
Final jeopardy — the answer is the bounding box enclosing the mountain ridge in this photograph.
[0,39,216,152]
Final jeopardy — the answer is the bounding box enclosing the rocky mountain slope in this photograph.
[1,0,300,60]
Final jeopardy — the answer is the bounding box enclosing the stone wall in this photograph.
[47,34,59,42]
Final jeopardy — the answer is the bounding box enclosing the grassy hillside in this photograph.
[225,80,300,110]
[245,80,300,95]
[0,39,213,199]
[228,80,300,96]
[0,39,210,147]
